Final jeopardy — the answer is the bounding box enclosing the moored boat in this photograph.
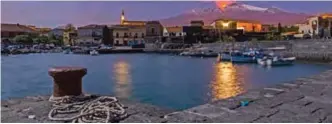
[89,50,99,56]
[257,56,296,66]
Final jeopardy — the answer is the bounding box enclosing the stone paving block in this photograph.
[120,113,165,123]
[322,115,332,123]
[163,112,213,123]
[236,104,279,117]
[186,104,231,118]
[268,110,296,120]
[236,90,263,100]
[277,103,320,115]
[305,96,332,104]
[211,112,262,123]
[290,98,313,106]
[210,98,248,110]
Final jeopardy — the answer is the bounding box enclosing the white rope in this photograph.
[48,94,128,123]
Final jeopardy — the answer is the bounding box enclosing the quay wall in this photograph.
[199,39,332,62]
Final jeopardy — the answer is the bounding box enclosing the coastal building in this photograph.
[1,23,37,38]
[297,13,332,38]
[211,18,262,32]
[49,28,65,39]
[111,25,146,46]
[77,24,110,46]
[145,21,164,43]
[163,26,186,43]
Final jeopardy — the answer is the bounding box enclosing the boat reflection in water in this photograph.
[113,61,132,99]
[210,62,244,101]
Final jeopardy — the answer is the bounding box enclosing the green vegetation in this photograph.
[12,34,64,46]
[13,35,33,44]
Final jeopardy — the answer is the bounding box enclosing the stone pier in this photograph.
[163,69,332,123]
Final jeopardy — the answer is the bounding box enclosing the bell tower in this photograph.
[120,9,125,25]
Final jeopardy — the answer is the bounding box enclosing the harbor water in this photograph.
[1,53,331,110]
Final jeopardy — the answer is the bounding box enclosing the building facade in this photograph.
[211,19,262,32]
[77,25,107,45]
[298,13,332,38]
[163,26,186,43]
[145,21,164,43]
[111,25,146,46]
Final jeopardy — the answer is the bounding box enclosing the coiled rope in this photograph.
[48,95,128,123]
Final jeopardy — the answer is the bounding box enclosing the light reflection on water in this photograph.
[210,62,244,101]
[113,60,132,99]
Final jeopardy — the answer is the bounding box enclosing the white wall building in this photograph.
[77,25,104,45]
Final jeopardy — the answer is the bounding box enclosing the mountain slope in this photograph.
[159,2,310,26]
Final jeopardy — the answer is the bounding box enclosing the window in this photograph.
[308,30,311,33]
[142,33,145,38]
[116,33,119,38]
[135,33,138,38]
[129,33,132,36]
[151,28,155,34]
[302,30,304,34]
[179,33,182,36]
[116,40,119,45]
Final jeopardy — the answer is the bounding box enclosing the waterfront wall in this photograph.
[199,39,332,62]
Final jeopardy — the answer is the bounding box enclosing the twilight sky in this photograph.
[1,1,332,28]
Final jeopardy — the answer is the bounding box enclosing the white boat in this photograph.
[257,56,296,66]
[90,50,99,56]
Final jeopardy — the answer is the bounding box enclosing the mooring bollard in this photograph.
[49,66,87,97]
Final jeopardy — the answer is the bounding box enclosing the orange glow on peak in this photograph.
[215,0,235,11]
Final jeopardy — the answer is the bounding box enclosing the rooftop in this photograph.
[165,26,183,32]
[1,23,37,33]
[78,24,106,29]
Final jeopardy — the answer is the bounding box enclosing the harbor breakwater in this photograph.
[201,39,332,62]
[145,39,332,62]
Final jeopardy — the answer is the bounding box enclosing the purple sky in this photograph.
[1,1,332,28]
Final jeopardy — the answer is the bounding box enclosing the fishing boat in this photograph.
[257,56,296,66]
[219,50,259,63]
[89,49,99,56]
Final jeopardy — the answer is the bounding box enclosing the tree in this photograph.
[64,24,76,32]
[33,35,49,44]
[14,35,33,44]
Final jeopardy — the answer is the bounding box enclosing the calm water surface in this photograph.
[1,53,331,110]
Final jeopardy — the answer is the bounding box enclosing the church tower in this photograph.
[120,9,125,25]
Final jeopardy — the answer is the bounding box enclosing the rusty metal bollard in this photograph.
[48,66,87,97]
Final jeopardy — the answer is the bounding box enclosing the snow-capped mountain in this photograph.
[159,2,310,26]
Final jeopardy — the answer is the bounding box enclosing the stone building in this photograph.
[111,25,145,46]
[77,25,103,45]
[145,21,164,43]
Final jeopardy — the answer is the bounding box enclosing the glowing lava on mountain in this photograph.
[215,0,235,11]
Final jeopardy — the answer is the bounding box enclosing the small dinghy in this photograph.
[89,50,99,56]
